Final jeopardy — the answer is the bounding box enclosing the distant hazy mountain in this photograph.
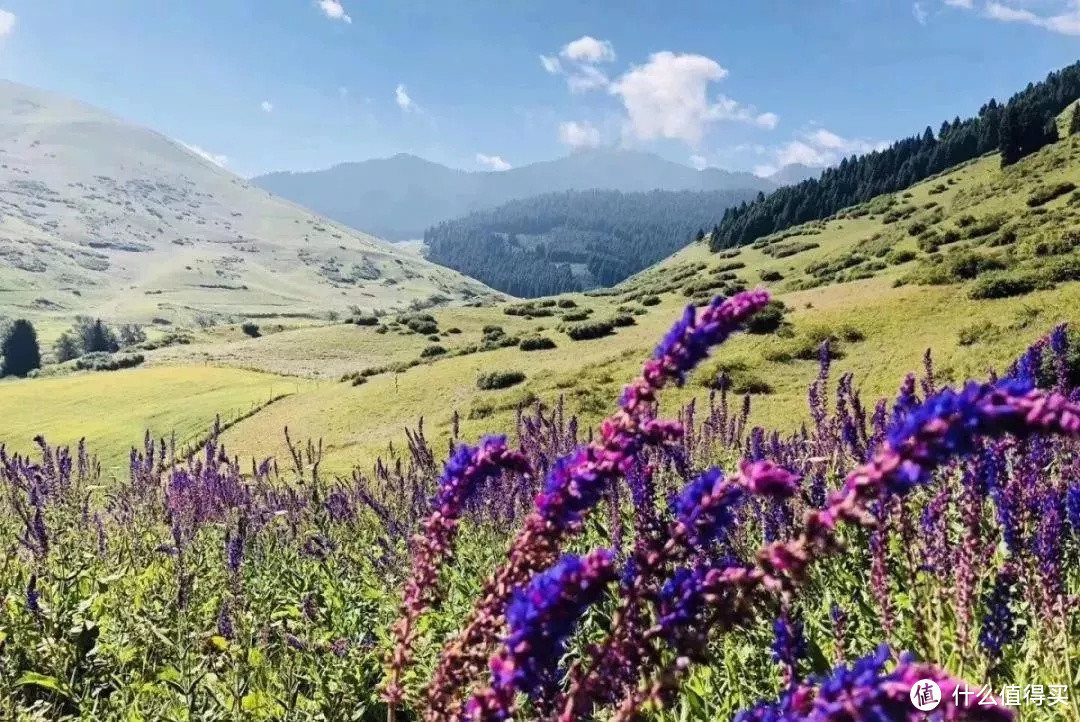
[768,163,823,186]
[0,80,500,326]
[253,149,775,240]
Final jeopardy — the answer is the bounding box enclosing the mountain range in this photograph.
[0,80,500,327]
[252,149,780,241]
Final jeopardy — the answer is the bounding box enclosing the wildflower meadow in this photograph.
[3,290,1080,721]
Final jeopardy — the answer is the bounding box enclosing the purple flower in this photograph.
[226,528,243,576]
[1066,481,1080,536]
[771,612,807,678]
[466,550,617,720]
[26,574,40,615]
[737,646,1013,722]
[217,601,234,639]
[979,566,1019,661]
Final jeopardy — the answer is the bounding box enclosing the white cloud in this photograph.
[943,0,973,8]
[395,84,415,112]
[558,120,602,149]
[768,128,888,170]
[260,100,274,113]
[179,141,228,168]
[476,152,512,171]
[0,9,15,38]
[560,36,616,64]
[317,0,352,23]
[913,2,929,24]
[540,54,562,74]
[690,154,709,170]
[608,52,778,146]
[973,1,1080,35]
[753,164,778,178]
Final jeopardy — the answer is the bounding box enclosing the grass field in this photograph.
[4,133,1080,476]
[0,366,309,472]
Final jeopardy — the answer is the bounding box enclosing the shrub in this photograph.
[967,272,1038,299]
[74,352,145,372]
[447,327,462,334]
[886,249,917,265]
[641,295,661,306]
[351,376,368,386]
[1,319,41,378]
[476,370,526,390]
[561,309,591,322]
[940,229,962,245]
[241,322,261,338]
[352,315,379,326]
[1027,181,1077,207]
[759,269,784,282]
[564,320,614,340]
[556,299,577,308]
[519,336,556,351]
[610,314,636,327]
[946,251,1007,280]
[744,300,787,335]
[732,375,774,395]
[420,345,447,358]
[957,320,1000,346]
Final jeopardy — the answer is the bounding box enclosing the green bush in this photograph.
[967,272,1038,299]
[946,251,1007,280]
[1027,181,1077,207]
[519,336,556,351]
[351,315,379,326]
[74,352,145,372]
[561,309,591,322]
[759,269,784,282]
[556,299,577,308]
[610,314,636,327]
[957,320,1000,346]
[564,320,614,340]
[241,322,260,338]
[745,300,787,335]
[641,295,661,307]
[477,370,526,390]
[420,345,447,358]
[886,249,917,265]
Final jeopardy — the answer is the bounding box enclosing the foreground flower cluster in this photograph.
[2,292,1079,721]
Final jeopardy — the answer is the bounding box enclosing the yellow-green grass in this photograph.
[9,134,1080,476]
[0,366,311,473]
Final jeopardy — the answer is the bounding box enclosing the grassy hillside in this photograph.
[0,80,501,333]
[4,131,1080,476]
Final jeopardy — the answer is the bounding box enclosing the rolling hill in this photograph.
[252,148,775,240]
[0,80,502,331]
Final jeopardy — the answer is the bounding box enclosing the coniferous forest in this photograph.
[710,60,1080,251]
[423,188,758,297]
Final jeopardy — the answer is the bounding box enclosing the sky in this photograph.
[1,1,1079,178]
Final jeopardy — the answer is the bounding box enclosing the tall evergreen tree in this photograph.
[1,319,41,377]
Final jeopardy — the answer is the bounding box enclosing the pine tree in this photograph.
[1,319,42,377]
[1069,104,1080,135]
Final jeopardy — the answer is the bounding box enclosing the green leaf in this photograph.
[14,672,73,700]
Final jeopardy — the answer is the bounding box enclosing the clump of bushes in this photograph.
[519,336,556,351]
[745,300,789,335]
[886,249,918,265]
[556,299,577,308]
[397,312,439,335]
[420,345,447,358]
[610,314,636,327]
[477,370,526,390]
[1027,181,1077,207]
[561,309,592,322]
[241,322,261,338]
[74,352,145,372]
[957,320,1001,346]
[564,320,614,341]
[759,269,784,282]
[967,272,1039,300]
[641,295,661,306]
[351,315,379,326]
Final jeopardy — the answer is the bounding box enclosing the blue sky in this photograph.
[1,0,1079,177]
